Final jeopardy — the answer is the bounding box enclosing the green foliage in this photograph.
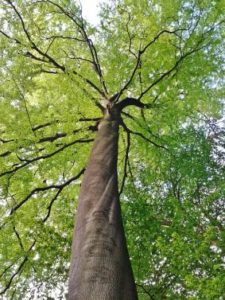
[0,0,225,298]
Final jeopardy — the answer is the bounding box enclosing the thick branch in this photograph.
[116,97,147,111]
[0,151,11,158]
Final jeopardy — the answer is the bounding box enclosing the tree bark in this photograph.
[69,107,137,299]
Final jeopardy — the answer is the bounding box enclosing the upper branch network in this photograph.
[1,0,108,100]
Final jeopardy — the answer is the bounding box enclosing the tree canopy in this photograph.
[0,0,225,299]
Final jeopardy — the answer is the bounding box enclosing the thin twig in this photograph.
[10,168,85,215]
[0,240,36,295]
[0,138,93,178]
[119,130,131,196]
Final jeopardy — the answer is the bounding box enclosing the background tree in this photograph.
[0,0,225,299]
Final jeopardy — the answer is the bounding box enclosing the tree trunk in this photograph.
[69,107,138,300]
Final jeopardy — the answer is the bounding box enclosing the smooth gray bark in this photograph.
[69,108,137,299]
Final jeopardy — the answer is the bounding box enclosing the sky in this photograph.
[80,0,102,25]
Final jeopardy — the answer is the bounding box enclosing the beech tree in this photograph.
[0,0,225,299]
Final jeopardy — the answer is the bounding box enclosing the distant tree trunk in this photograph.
[69,105,137,299]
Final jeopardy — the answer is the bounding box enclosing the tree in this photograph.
[0,0,225,299]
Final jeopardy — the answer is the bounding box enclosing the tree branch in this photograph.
[13,226,24,250]
[119,130,131,196]
[9,169,85,216]
[44,0,108,97]
[117,28,186,99]
[138,40,208,100]
[0,138,93,178]
[4,1,106,97]
[116,97,146,111]
[136,283,155,299]
[120,118,167,150]
[130,130,168,150]
[0,240,36,295]
[42,168,85,222]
